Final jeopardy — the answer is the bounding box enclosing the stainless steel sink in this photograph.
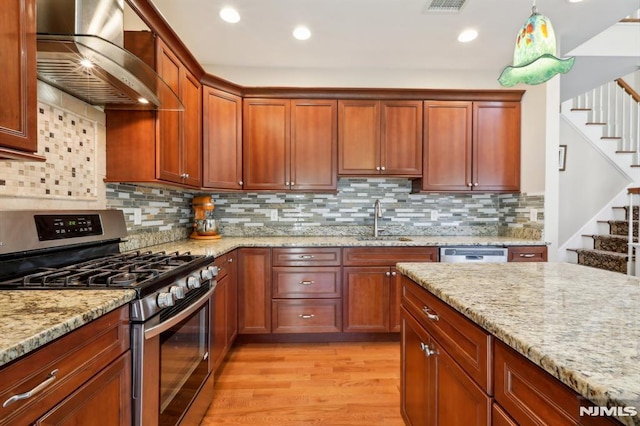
[355,236,413,241]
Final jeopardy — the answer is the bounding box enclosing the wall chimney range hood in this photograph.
[36,0,183,110]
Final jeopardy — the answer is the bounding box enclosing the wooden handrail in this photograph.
[616,78,640,103]
[628,187,640,195]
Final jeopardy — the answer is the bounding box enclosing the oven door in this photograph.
[132,286,213,426]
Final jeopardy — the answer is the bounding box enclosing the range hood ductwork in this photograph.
[36,0,183,110]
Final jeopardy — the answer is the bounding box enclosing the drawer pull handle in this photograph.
[299,280,315,285]
[519,253,536,258]
[2,369,59,408]
[299,314,315,319]
[422,307,439,321]
[298,255,314,259]
[420,342,436,357]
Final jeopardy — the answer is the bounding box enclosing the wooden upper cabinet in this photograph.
[105,32,202,188]
[422,101,473,191]
[473,101,520,192]
[243,98,337,191]
[338,100,422,176]
[0,0,42,161]
[418,100,520,193]
[156,39,202,187]
[291,99,337,191]
[202,87,242,190]
[243,98,290,191]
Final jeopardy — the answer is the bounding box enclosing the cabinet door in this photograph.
[243,99,290,190]
[380,101,423,176]
[212,275,228,371]
[225,250,238,346]
[180,70,202,187]
[473,101,521,192]
[0,0,38,157]
[291,99,337,191]
[238,248,272,334]
[156,39,182,183]
[338,100,380,175]
[203,87,243,190]
[35,353,132,426]
[342,266,390,332]
[401,308,431,426]
[389,268,402,332]
[431,338,491,426]
[422,101,473,191]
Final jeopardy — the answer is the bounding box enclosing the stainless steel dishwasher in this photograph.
[439,246,508,263]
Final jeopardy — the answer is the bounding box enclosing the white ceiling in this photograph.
[134,0,640,96]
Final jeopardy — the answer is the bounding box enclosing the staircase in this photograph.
[563,78,640,274]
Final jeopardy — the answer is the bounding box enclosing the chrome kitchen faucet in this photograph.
[373,199,383,237]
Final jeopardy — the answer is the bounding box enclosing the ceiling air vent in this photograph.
[423,0,468,13]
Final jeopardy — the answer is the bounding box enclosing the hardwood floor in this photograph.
[201,341,404,425]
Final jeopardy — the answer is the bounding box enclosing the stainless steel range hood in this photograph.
[36,0,183,110]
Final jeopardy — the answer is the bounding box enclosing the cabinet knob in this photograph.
[381,166,386,171]
[238,180,243,186]
[291,182,295,186]
[385,271,391,277]
[474,182,478,186]
[376,166,381,171]
[391,271,397,276]
[285,181,290,186]
[422,306,439,321]
[467,182,473,187]
[227,258,234,263]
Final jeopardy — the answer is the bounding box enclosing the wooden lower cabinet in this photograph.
[35,353,131,426]
[212,250,238,371]
[238,248,272,334]
[272,299,341,333]
[343,247,437,333]
[0,306,130,426]
[493,403,518,426]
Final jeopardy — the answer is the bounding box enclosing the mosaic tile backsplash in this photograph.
[0,102,97,199]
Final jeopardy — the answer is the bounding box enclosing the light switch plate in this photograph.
[431,210,438,221]
[134,208,142,225]
[270,209,278,221]
[529,208,538,222]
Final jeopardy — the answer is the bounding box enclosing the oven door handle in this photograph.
[144,287,214,340]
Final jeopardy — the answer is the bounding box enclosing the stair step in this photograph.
[599,220,640,237]
[570,108,591,111]
[604,137,622,140]
[575,249,627,274]
[615,151,635,154]
[586,122,606,126]
[588,234,629,253]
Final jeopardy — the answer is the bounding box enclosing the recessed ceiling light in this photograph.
[293,26,311,41]
[220,7,240,23]
[79,58,94,68]
[457,29,478,43]
[568,0,584,3]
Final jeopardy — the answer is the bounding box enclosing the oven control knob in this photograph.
[170,285,185,300]
[207,266,219,277]
[156,292,175,308]
[200,269,212,281]
[186,274,201,289]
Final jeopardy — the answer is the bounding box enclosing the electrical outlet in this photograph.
[270,209,278,221]
[529,208,538,222]
[430,210,438,221]
[134,208,142,225]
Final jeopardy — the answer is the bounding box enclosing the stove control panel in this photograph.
[34,214,103,241]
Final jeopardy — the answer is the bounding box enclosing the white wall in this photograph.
[558,117,630,245]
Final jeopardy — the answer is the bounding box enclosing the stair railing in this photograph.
[572,79,640,162]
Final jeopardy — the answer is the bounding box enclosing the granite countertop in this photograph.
[134,235,546,257]
[396,262,640,426]
[0,290,136,368]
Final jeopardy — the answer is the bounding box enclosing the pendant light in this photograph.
[498,0,575,87]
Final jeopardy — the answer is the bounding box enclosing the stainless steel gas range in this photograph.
[0,210,217,426]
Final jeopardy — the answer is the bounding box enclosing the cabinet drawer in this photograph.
[507,246,547,262]
[402,277,492,393]
[272,247,341,266]
[0,306,130,425]
[272,267,341,298]
[272,299,341,333]
[343,247,437,266]
[494,340,623,426]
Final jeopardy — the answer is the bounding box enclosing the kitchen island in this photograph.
[397,262,640,426]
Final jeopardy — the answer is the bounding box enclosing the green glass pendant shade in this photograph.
[498,11,575,87]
